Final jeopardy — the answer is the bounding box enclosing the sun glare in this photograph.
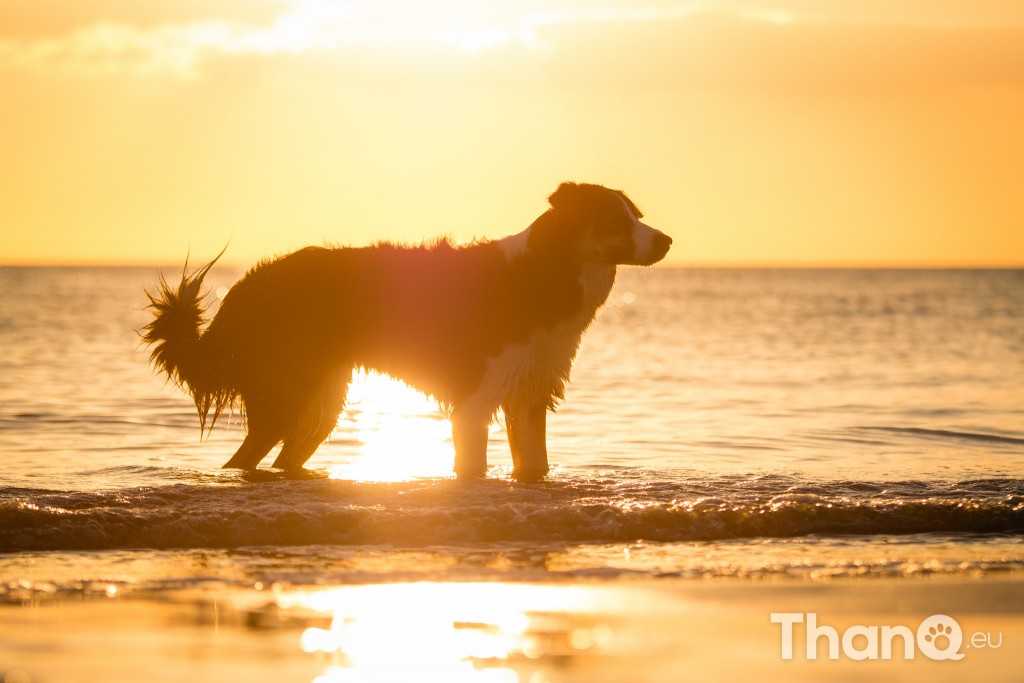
[328,370,457,482]
[266,0,532,55]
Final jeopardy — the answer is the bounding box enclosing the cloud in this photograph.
[0,0,358,78]
[0,0,539,78]
[1,1,1022,92]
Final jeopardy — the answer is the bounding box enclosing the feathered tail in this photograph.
[141,248,233,435]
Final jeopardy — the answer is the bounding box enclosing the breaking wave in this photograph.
[2,472,1022,551]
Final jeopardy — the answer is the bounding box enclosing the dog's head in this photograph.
[526,182,672,266]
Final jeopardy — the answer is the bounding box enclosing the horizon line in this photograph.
[2,260,1022,270]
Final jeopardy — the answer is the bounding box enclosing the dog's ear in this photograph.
[549,181,641,219]
[530,182,630,257]
[528,182,600,257]
[547,182,585,212]
[522,182,585,257]
[527,209,574,257]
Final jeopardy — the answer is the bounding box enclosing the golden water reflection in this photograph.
[284,583,614,682]
[328,370,458,482]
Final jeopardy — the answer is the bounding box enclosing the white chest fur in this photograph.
[462,263,616,417]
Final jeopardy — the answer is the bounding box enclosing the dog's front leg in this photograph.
[451,407,489,478]
[505,399,549,481]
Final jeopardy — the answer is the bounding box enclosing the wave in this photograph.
[1,474,1022,551]
[865,426,1024,446]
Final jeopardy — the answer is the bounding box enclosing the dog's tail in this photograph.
[141,247,232,435]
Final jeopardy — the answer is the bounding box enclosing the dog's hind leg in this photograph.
[272,374,349,470]
[223,396,282,469]
[504,398,550,481]
[223,429,280,469]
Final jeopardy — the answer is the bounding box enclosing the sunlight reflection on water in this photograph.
[285,583,604,682]
[328,370,457,482]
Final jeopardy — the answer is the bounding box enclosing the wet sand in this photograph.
[3,576,1022,682]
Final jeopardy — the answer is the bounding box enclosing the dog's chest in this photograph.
[466,264,615,411]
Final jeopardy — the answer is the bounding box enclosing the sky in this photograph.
[1,0,1023,266]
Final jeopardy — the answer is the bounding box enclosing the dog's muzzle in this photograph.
[630,228,672,266]
[650,231,673,263]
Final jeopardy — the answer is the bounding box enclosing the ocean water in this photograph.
[1,266,1023,595]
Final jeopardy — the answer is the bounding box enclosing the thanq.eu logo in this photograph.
[771,613,1003,661]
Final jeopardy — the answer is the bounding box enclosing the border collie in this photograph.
[143,182,671,479]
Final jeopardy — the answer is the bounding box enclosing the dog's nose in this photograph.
[653,231,673,255]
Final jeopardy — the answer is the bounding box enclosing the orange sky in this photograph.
[1,0,1023,266]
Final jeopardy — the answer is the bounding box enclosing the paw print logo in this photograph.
[925,623,954,649]
[917,615,964,661]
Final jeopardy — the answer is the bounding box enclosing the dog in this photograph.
[142,182,671,479]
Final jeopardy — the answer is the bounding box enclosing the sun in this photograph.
[327,369,459,481]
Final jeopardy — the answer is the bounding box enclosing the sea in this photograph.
[1,266,1023,680]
